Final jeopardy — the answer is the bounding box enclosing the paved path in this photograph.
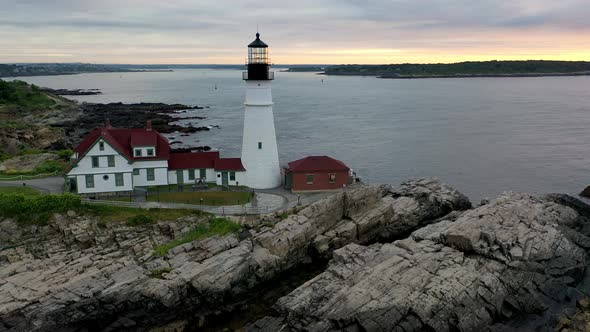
[0,176,64,194]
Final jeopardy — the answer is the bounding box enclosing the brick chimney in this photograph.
[105,118,112,129]
[146,120,153,131]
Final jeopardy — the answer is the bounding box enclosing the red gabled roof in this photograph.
[287,156,350,173]
[168,151,220,170]
[73,127,170,162]
[215,158,246,171]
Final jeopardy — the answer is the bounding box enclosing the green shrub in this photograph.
[127,214,154,226]
[0,193,81,223]
[56,149,74,160]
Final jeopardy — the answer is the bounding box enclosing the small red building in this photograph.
[284,156,351,192]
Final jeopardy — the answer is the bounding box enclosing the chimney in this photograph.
[105,118,112,129]
[146,120,152,131]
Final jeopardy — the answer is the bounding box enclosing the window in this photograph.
[147,148,154,156]
[85,175,94,188]
[188,169,195,180]
[99,141,104,151]
[329,173,336,183]
[102,175,109,180]
[230,172,236,181]
[133,169,140,176]
[306,174,314,184]
[258,142,262,149]
[115,173,124,186]
[147,168,155,181]
[135,149,142,157]
[92,156,99,168]
[199,168,206,179]
[107,155,115,167]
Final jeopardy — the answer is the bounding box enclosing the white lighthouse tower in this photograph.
[241,32,281,189]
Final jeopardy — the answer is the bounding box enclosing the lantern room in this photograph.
[244,32,274,80]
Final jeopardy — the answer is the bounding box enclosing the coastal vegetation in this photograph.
[154,217,242,256]
[321,60,590,78]
[0,79,56,112]
[0,190,207,225]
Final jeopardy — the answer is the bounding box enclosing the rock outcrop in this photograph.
[0,153,59,173]
[0,178,470,331]
[249,192,590,331]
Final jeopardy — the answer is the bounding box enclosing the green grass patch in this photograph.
[146,191,252,206]
[83,205,208,223]
[154,217,241,257]
[149,267,173,279]
[0,186,41,196]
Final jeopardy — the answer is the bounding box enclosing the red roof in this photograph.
[287,156,350,173]
[168,151,220,170]
[215,158,246,171]
[130,131,158,147]
[73,127,170,161]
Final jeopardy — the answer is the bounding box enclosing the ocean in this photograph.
[12,69,590,201]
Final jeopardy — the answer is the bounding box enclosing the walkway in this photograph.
[0,176,64,194]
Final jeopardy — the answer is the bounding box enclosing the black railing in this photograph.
[242,71,274,80]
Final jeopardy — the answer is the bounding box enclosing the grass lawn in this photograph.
[146,191,252,206]
[83,205,208,223]
[0,186,41,196]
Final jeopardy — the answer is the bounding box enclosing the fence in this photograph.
[81,192,328,216]
[81,198,285,215]
[0,171,60,181]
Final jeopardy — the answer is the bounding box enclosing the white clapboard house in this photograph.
[66,121,246,194]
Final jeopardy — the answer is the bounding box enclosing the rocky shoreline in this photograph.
[2,178,590,331]
[54,102,210,147]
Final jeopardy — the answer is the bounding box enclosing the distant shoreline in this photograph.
[319,71,590,79]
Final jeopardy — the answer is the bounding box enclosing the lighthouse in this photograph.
[241,32,281,189]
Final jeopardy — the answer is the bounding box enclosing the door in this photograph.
[221,172,229,186]
[176,170,184,184]
[284,173,292,190]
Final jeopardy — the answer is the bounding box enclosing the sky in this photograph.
[1,0,589,64]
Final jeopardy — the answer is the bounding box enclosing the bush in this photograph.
[127,214,154,226]
[0,193,81,223]
[57,149,74,160]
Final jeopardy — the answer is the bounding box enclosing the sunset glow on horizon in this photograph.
[1,0,589,65]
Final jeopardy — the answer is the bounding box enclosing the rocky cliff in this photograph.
[0,178,470,331]
[249,192,590,331]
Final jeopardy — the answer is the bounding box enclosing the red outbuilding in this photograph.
[284,156,351,192]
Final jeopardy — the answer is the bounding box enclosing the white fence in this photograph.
[0,171,60,181]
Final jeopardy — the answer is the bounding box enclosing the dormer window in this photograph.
[134,149,142,157]
[99,141,104,151]
[147,148,154,156]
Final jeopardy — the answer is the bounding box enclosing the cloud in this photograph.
[0,0,589,63]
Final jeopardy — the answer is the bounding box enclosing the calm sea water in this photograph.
[13,69,590,201]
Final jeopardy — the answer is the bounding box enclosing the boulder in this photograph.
[249,192,590,331]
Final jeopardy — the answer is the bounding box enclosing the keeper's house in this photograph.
[66,121,245,194]
[284,156,352,192]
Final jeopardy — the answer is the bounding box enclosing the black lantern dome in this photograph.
[244,32,273,80]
